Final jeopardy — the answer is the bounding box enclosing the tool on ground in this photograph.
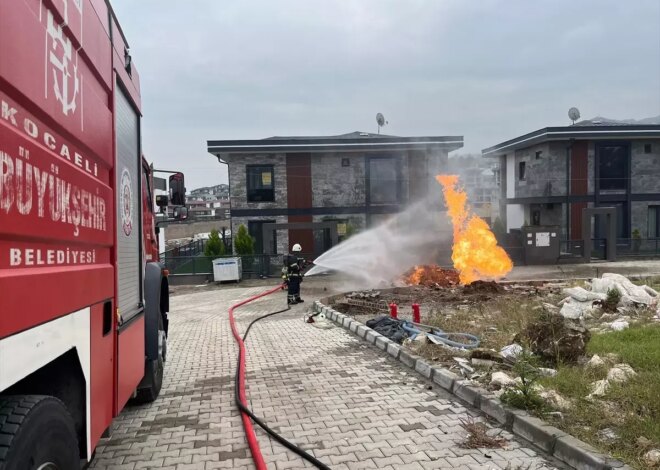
[229,285,331,470]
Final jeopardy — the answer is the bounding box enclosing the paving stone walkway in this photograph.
[91,287,565,470]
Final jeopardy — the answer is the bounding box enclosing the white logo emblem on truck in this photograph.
[120,169,133,236]
[46,10,80,116]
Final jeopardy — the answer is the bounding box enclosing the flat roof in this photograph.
[207,131,464,155]
[482,124,660,156]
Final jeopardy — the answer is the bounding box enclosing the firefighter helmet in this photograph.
[292,243,302,252]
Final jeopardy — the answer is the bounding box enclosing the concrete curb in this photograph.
[312,300,631,470]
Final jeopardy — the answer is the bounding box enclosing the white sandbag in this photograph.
[562,286,607,302]
[601,273,655,305]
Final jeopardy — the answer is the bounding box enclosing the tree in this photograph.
[204,229,225,257]
[234,224,254,255]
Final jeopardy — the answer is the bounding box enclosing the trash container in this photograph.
[213,257,242,282]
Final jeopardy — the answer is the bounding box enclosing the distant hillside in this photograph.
[576,115,660,126]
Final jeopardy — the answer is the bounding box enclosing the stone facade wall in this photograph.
[631,201,659,237]
[311,153,366,207]
[631,140,660,194]
[227,153,287,210]
[514,143,568,199]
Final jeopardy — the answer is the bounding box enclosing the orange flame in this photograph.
[436,174,513,285]
[404,265,460,287]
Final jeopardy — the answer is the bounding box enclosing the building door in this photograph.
[248,220,276,254]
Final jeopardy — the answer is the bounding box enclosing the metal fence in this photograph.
[616,238,660,257]
[161,254,285,278]
[558,238,660,260]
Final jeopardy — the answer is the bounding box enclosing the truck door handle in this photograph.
[103,301,112,336]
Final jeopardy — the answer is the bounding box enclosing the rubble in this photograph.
[539,389,571,410]
[490,371,518,388]
[471,358,497,368]
[586,355,605,369]
[637,436,654,449]
[589,379,610,398]
[500,344,523,361]
[538,367,557,377]
[597,428,619,444]
[609,320,629,331]
[643,449,660,467]
[470,348,504,363]
[557,273,659,320]
[347,290,381,299]
[591,273,658,307]
[606,364,636,383]
[453,357,475,375]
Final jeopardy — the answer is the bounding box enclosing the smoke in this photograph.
[306,200,453,290]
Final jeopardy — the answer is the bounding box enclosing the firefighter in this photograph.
[282,243,305,304]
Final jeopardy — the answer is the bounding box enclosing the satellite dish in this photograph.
[376,113,387,134]
[568,107,581,124]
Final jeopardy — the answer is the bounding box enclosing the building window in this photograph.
[341,158,350,167]
[532,210,541,226]
[368,157,399,204]
[493,168,501,186]
[246,165,274,202]
[535,151,542,160]
[518,161,526,181]
[644,144,652,154]
[649,206,660,238]
[597,144,628,191]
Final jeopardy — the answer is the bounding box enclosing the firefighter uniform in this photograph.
[282,244,305,304]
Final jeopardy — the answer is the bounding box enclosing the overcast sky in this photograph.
[112,0,660,190]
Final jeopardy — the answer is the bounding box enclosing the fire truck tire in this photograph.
[0,395,79,470]
[133,315,165,404]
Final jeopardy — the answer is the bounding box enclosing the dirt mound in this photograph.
[462,280,504,294]
[403,265,459,287]
[521,312,590,365]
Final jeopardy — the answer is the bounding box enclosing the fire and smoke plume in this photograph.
[436,174,512,284]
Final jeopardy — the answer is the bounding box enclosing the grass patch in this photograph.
[588,324,660,371]
[542,324,660,469]
[426,295,558,351]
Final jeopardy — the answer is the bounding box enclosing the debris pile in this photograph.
[462,280,504,295]
[346,290,381,300]
[521,312,590,365]
[588,361,637,398]
[559,273,659,321]
[403,265,460,287]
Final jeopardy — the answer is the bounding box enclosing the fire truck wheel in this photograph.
[134,315,165,404]
[0,395,79,470]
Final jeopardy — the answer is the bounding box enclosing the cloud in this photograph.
[111,0,660,189]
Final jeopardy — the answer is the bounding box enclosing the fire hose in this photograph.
[401,321,480,349]
[229,285,331,470]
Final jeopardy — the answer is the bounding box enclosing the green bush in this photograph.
[500,352,549,413]
[204,229,226,257]
[234,224,254,255]
[604,287,621,312]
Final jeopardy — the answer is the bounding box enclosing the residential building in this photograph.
[207,132,463,256]
[189,184,230,200]
[186,199,230,219]
[482,121,660,244]
[447,154,500,225]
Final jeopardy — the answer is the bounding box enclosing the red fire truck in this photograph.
[0,1,185,467]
